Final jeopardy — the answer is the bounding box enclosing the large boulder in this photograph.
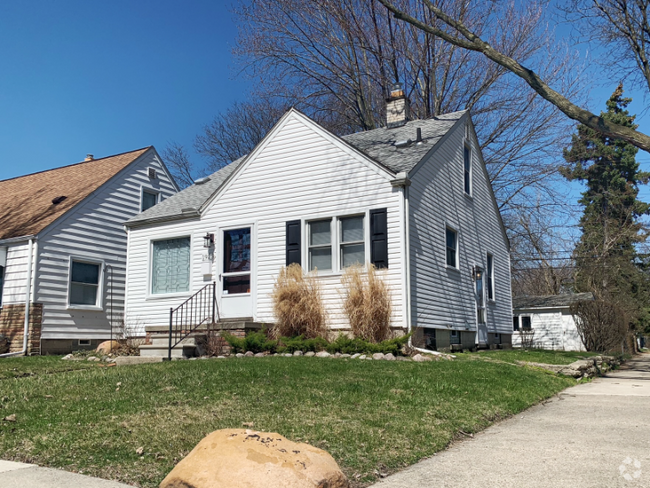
[96,340,120,355]
[160,429,349,488]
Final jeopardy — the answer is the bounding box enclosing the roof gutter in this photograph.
[124,209,201,229]
[0,238,34,358]
[0,235,36,246]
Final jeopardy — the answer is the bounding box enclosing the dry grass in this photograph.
[341,265,392,343]
[271,264,327,339]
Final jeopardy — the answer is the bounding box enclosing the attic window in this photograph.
[148,168,157,179]
[52,196,67,205]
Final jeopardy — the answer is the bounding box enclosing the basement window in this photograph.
[450,330,461,345]
[78,339,91,347]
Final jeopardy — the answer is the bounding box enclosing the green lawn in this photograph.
[460,348,601,365]
[0,355,97,380]
[0,356,575,487]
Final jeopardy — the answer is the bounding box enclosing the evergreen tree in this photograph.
[562,84,650,330]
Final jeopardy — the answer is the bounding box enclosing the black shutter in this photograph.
[370,208,388,268]
[286,220,301,266]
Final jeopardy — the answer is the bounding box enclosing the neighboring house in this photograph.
[124,86,513,354]
[512,292,594,351]
[0,147,178,355]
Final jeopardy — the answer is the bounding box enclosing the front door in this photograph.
[475,267,488,345]
[219,226,253,319]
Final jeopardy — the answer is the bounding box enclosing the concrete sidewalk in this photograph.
[373,353,650,488]
[0,460,134,487]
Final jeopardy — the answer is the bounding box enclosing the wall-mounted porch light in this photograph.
[203,233,215,248]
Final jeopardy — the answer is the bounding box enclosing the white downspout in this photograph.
[0,238,34,358]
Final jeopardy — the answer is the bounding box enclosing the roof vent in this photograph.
[181,207,197,213]
[85,154,94,161]
[394,139,412,149]
[148,167,157,179]
[415,127,426,144]
[194,176,211,185]
[52,196,67,205]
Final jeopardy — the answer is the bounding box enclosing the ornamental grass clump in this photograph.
[271,263,327,339]
[342,264,392,342]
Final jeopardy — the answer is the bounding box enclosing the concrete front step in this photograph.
[139,344,197,358]
[149,334,205,348]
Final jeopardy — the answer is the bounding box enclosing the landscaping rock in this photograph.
[412,354,433,362]
[334,352,341,358]
[293,351,303,356]
[396,356,410,361]
[284,353,293,357]
[236,353,244,358]
[315,351,331,358]
[96,340,120,355]
[62,354,73,360]
[340,354,351,358]
[244,351,254,357]
[254,353,265,358]
[359,355,366,360]
[159,428,349,488]
[384,353,396,361]
[304,351,315,357]
[351,353,361,359]
[86,356,98,362]
[372,353,385,360]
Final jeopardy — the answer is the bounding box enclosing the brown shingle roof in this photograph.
[0,147,151,241]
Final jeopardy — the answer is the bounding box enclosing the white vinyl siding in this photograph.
[512,308,585,351]
[0,242,33,305]
[408,116,512,335]
[34,149,177,340]
[125,112,404,331]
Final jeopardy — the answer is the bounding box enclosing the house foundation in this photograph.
[0,303,43,355]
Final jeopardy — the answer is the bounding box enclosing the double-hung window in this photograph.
[463,145,472,195]
[340,216,365,268]
[445,227,458,268]
[0,266,5,307]
[142,189,159,212]
[69,260,101,307]
[151,237,191,294]
[308,215,366,272]
[487,253,494,301]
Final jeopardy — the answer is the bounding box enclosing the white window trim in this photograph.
[67,256,104,311]
[306,212,368,275]
[146,235,193,300]
[463,143,472,197]
[487,253,495,302]
[513,315,533,331]
[141,187,160,212]
[445,225,459,270]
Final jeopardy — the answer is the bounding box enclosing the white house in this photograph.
[512,293,593,351]
[124,88,513,354]
[0,147,178,355]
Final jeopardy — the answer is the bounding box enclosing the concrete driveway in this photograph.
[0,460,134,487]
[373,353,650,488]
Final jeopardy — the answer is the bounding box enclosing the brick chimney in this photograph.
[386,82,410,128]
[85,154,94,161]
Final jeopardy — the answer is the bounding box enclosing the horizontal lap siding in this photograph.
[125,114,404,331]
[409,121,513,334]
[1,242,32,305]
[36,151,177,339]
[512,309,585,351]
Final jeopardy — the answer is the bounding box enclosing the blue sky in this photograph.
[0,0,647,186]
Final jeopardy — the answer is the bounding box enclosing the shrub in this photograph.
[341,264,392,342]
[223,330,278,354]
[276,335,329,353]
[570,299,630,352]
[271,264,327,339]
[326,333,410,355]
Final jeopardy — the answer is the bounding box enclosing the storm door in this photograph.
[219,227,253,318]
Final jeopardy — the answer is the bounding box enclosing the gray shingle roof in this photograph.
[341,110,465,173]
[513,292,595,310]
[126,156,246,226]
[126,110,466,227]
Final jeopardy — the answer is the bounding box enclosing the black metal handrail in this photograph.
[167,282,217,360]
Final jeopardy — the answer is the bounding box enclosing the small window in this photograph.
[78,339,91,346]
[450,330,461,345]
[521,316,532,331]
[142,189,159,212]
[445,227,458,268]
[69,260,101,307]
[487,254,494,301]
[463,145,471,195]
[340,216,365,268]
[308,219,332,271]
[494,333,501,345]
[152,237,191,294]
[513,316,520,331]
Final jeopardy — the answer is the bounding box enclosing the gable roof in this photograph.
[513,292,594,310]
[126,109,467,227]
[341,110,466,174]
[0,147,151,241]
